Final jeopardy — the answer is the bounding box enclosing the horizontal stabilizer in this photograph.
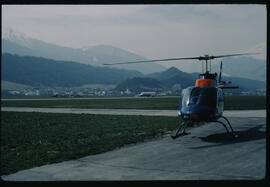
[218,85,239,89]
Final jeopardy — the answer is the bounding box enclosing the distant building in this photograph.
[125,88,131,95]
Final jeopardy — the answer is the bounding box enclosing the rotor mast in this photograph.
[205,59,208,73]
[199,55,213,73]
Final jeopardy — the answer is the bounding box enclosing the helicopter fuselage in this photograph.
[178,74,224,122]
[103,52,251,139]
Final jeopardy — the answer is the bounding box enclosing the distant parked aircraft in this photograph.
[139,92,156,97]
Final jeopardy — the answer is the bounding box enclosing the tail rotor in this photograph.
[218,61,223,84]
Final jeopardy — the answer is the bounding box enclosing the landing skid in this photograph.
[171,116,238,140]
[214,116,238,138]
[171,121,191,139]
[171,131,190,139]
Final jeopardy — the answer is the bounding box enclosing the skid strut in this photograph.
[215,116,238,138]
[171,121,190,139]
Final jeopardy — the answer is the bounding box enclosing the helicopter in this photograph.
[103,52,259,139]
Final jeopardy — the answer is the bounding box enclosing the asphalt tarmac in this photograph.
[1,109,267,181]
[1,107,266,117]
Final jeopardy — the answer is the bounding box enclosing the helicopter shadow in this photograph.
[190,125,265,149]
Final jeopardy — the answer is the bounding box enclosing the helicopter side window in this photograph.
[189,87,201,105]
[181,87,193,107]
[181,87,200,107]
[217,88,223,101]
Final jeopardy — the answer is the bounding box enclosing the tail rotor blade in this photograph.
[219,61,223,83]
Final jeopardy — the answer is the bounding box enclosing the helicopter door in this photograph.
[217,88,224,115]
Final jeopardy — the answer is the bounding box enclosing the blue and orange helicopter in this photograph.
[104,53,258,139]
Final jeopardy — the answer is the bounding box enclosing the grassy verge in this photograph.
[1,97,178,110]
[1,111,180,175]
[223,96,266,110]
[1,96,266,110]
[1,95,266,175]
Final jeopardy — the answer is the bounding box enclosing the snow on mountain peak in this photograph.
[2,27,32,48]
[81,45,92,51]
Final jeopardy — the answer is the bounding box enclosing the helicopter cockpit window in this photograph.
[198,87,217,107]
[189,87,201,105]
[181,87,197,107]
[181,87,217,108]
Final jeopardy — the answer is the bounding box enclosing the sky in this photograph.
[2,4,267,68]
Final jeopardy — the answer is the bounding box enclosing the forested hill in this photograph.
[2,53,143,87]
[115,67,266,92]
[2,53,265,92]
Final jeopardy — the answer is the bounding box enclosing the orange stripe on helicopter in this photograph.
[195,79,214,87]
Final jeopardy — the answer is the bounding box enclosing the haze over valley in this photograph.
[1,5,266,97]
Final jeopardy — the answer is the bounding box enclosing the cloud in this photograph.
[27,14,156,27]
[26,7,162,27]
[2,4,266,63]
[141,5,222,22]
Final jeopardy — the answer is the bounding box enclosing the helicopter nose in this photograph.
[190,114,199,120]
[181,113,199,120]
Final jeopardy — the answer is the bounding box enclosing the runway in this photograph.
[1,107,266,118]
[1,108,267,181]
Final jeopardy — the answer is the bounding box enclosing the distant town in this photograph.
[2,86,266,99]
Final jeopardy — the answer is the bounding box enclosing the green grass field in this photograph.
[1,96,266,110]
[223,96,266,110]
[0,95,266,175]
[1,112,180,175]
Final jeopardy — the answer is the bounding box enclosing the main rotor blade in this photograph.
[103,52,260,65]
[213,52,260,59]
[103,57,201,65]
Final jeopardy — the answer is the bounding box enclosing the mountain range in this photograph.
[165,55,266,82]
[1,28,266,95]
[2,28,165,74]
[116,67,266,92]
[2,28,266,82]
[115,67,196,92]
[2,53,142,87]
[2,53,265,93]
